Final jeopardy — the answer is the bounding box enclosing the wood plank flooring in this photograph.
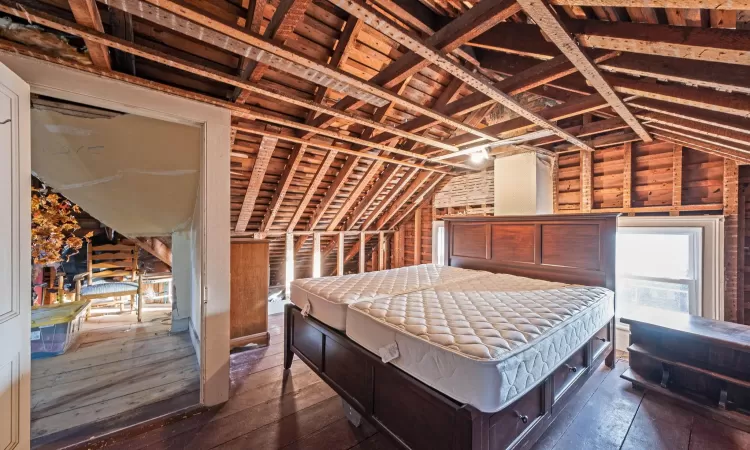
[75,313,750,450]
[31,305,200,448]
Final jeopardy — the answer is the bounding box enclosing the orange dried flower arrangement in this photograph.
[31,187,93,266]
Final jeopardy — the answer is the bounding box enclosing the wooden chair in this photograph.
[74,243,144,322]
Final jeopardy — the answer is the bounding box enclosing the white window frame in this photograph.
[618,216,724,321]
[617,226,703,317]
[432,220,445,265]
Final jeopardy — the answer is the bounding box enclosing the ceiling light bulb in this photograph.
[470,148,489,164]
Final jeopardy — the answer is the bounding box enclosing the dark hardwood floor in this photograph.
[75,312,750,450]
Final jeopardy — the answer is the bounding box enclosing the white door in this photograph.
[0,62,31,450]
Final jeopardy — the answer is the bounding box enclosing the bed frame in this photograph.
[284,214,618,450]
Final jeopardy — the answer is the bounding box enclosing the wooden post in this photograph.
[393,230,404,268]
[552,154,559,214]
[378,232,386,271]
[359,232,366,273]
[285,232,294,300]
[622,142,632,210]
[87,242,93,283]
[671,145,683,216]
[337,232,345,276]
[312,232,321,278]
[740,185,747,325]
[580,150,592,213]
[414,207,422,265]
[136,273,143,323]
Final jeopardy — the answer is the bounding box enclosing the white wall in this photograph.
[171,231,192,333]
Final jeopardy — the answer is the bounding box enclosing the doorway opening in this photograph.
[28,96,201,446]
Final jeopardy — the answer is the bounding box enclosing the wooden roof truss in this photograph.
[4,0,750,279]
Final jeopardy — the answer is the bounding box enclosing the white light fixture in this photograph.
[469,147,489,164]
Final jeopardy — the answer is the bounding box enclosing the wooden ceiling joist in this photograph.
[516,0,651,143]
[472,20,750,66]
[68,0,111,69]
[547,0,750,7]
[113,0,504,144]
[242,127,453,173]
[308,0,522,133]
[638,112,750,148]
[329,0,596,151]
[344,165,402,230]
[651,131,750,164]
[231,0,266,102]
[628,98,750,137]
[236,0,313,103]
[6,1,458,154]
[235,133,279,232]
[359,168,419,231]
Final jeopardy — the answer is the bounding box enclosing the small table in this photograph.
[621,307,750,432]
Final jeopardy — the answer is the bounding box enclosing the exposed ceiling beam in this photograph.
[287,150,338,232]
[242,127,454,173]
[344,165,401,230]
[108,7,136,74]
[389,174,446,228]
[236,0,313,103]
[326,161,384,232]
[235,134,279,232]
[599,53,750,96]
[8,0,458,154]
[529,116,628,147]
[132,237,172,268]
[231,0,266,102]
[307,0,522,134]
[260,145,306,232]
[68,0,111,69]
[106,0,503,143]
[548,0,750,7]
[471,20,750,66]
[628,98,750,137]
[554,131,640,153]
[516,0,650,142]
[608,75,750,118]
[638,111,750,147]
[651,131,750,164]
[329,0,596,151]
[645,123,750,156]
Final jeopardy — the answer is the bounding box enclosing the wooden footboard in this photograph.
[284,303,615,450]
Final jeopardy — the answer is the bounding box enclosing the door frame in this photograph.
[0,51,232,407]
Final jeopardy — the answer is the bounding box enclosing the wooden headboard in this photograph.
[444,214,618,290]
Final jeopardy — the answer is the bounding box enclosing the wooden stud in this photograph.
[235,134,278,232]
[516,0,651,143]
[312,232,321,278]
[378,232,386,271]
[359,232,366,273]
[285,232,294,299]
[414,206,422,265]
[672,145,683,213]
[724,159,740,321]
[552,155,559,213]
[580,150,593,213]
[337,232,345,276]
[622,142,632,210]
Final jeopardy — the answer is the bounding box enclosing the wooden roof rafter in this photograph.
[329,0,597,151]
[68,0,111,69]
[235,130,280,232]
[516,0,652,143]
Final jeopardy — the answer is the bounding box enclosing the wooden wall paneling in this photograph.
[671,145,683,215]
[725,158,740,322]
[580,150,593,212]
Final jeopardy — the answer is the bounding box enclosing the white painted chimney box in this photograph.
[493,151,554,216]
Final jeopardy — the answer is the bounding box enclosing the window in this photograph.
[432,221,445,264]
[616,227,702,319]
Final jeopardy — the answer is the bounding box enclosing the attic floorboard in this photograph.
[63,313,750,450]
[30,305,200,449]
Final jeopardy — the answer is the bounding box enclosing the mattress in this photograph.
[346,273,614,413]
[290,264,488,330]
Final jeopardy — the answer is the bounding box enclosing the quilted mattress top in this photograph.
[290,264,488,305]
[348,273,614,362]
